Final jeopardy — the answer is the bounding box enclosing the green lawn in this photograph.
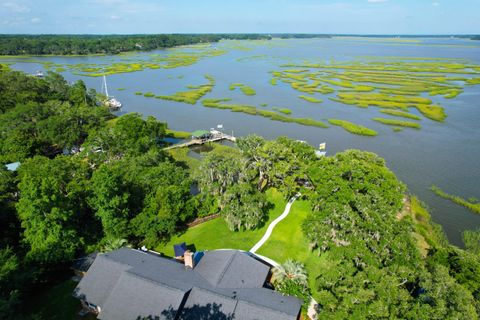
[155,189,287,255]
[257,198,328,301]
[156,190,326,301]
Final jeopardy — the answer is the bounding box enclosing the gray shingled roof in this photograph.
[73,255,130,306]
[74,248,302,320]
[234,300,298,320]
[179,287,237,320]
[194,250,270,289]
[180,286,302,320]
[99,272,186,320]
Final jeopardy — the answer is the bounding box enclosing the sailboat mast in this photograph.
[103,75,109,98]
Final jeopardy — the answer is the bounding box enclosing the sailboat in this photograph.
[101,75,122,110]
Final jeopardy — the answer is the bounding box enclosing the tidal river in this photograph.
[4,37,480,246]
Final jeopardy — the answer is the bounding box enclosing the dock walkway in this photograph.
[164,131,236,150]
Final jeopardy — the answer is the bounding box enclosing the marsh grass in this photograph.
[1,46,228,77]
[272,107,292,115]
[229,83,256,96]
[431,185,480,215]
[298,95,323,103]
[165,129,191,139]
[372,118,421,129]
[202,98,328,128]
[466,78,480,85]
[379,109,422,120]
[413,104,446,122]
[328,119,378,136]
[156,75,215,104]
[272,58,480,125]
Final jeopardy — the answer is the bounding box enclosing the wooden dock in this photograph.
[164,131,236,150]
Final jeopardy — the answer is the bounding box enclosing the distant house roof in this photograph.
[191,130,210,138]
[173,242,187,257]
[74,248,301,320]
[5,162,20,171]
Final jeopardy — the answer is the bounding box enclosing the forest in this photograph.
[0,34,271,55]
[0,66,479,319]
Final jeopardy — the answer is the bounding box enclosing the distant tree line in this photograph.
[273,34,332,39]
[0,34,271,55]
[2,34,478,56]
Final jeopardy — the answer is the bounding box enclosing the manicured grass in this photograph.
[431,185,480,215]
[372,117,421,129]
[379,109,422,120]
[257,199,327,301]
[328,119,378,136]
[26,280,85,320]
[155,189,287,256]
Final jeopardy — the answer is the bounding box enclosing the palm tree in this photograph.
[272,259,308,286]
[103,238,128,252]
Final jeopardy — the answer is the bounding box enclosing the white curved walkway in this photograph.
[249,193,301,254]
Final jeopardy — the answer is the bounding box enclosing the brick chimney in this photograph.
[184,250,194,269]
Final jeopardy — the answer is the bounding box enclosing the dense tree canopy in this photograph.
[0,69,112,163]
[238,135,317,195]
[16,156,90,263]
[194,148,268,230]
[0,68,196,318]
[301,150,479,319]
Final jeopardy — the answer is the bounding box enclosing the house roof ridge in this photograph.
[215,250,238,287]
[124,269,189,294]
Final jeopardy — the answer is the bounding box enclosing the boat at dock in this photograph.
[101,75,122,110]
[315,142,327,157]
